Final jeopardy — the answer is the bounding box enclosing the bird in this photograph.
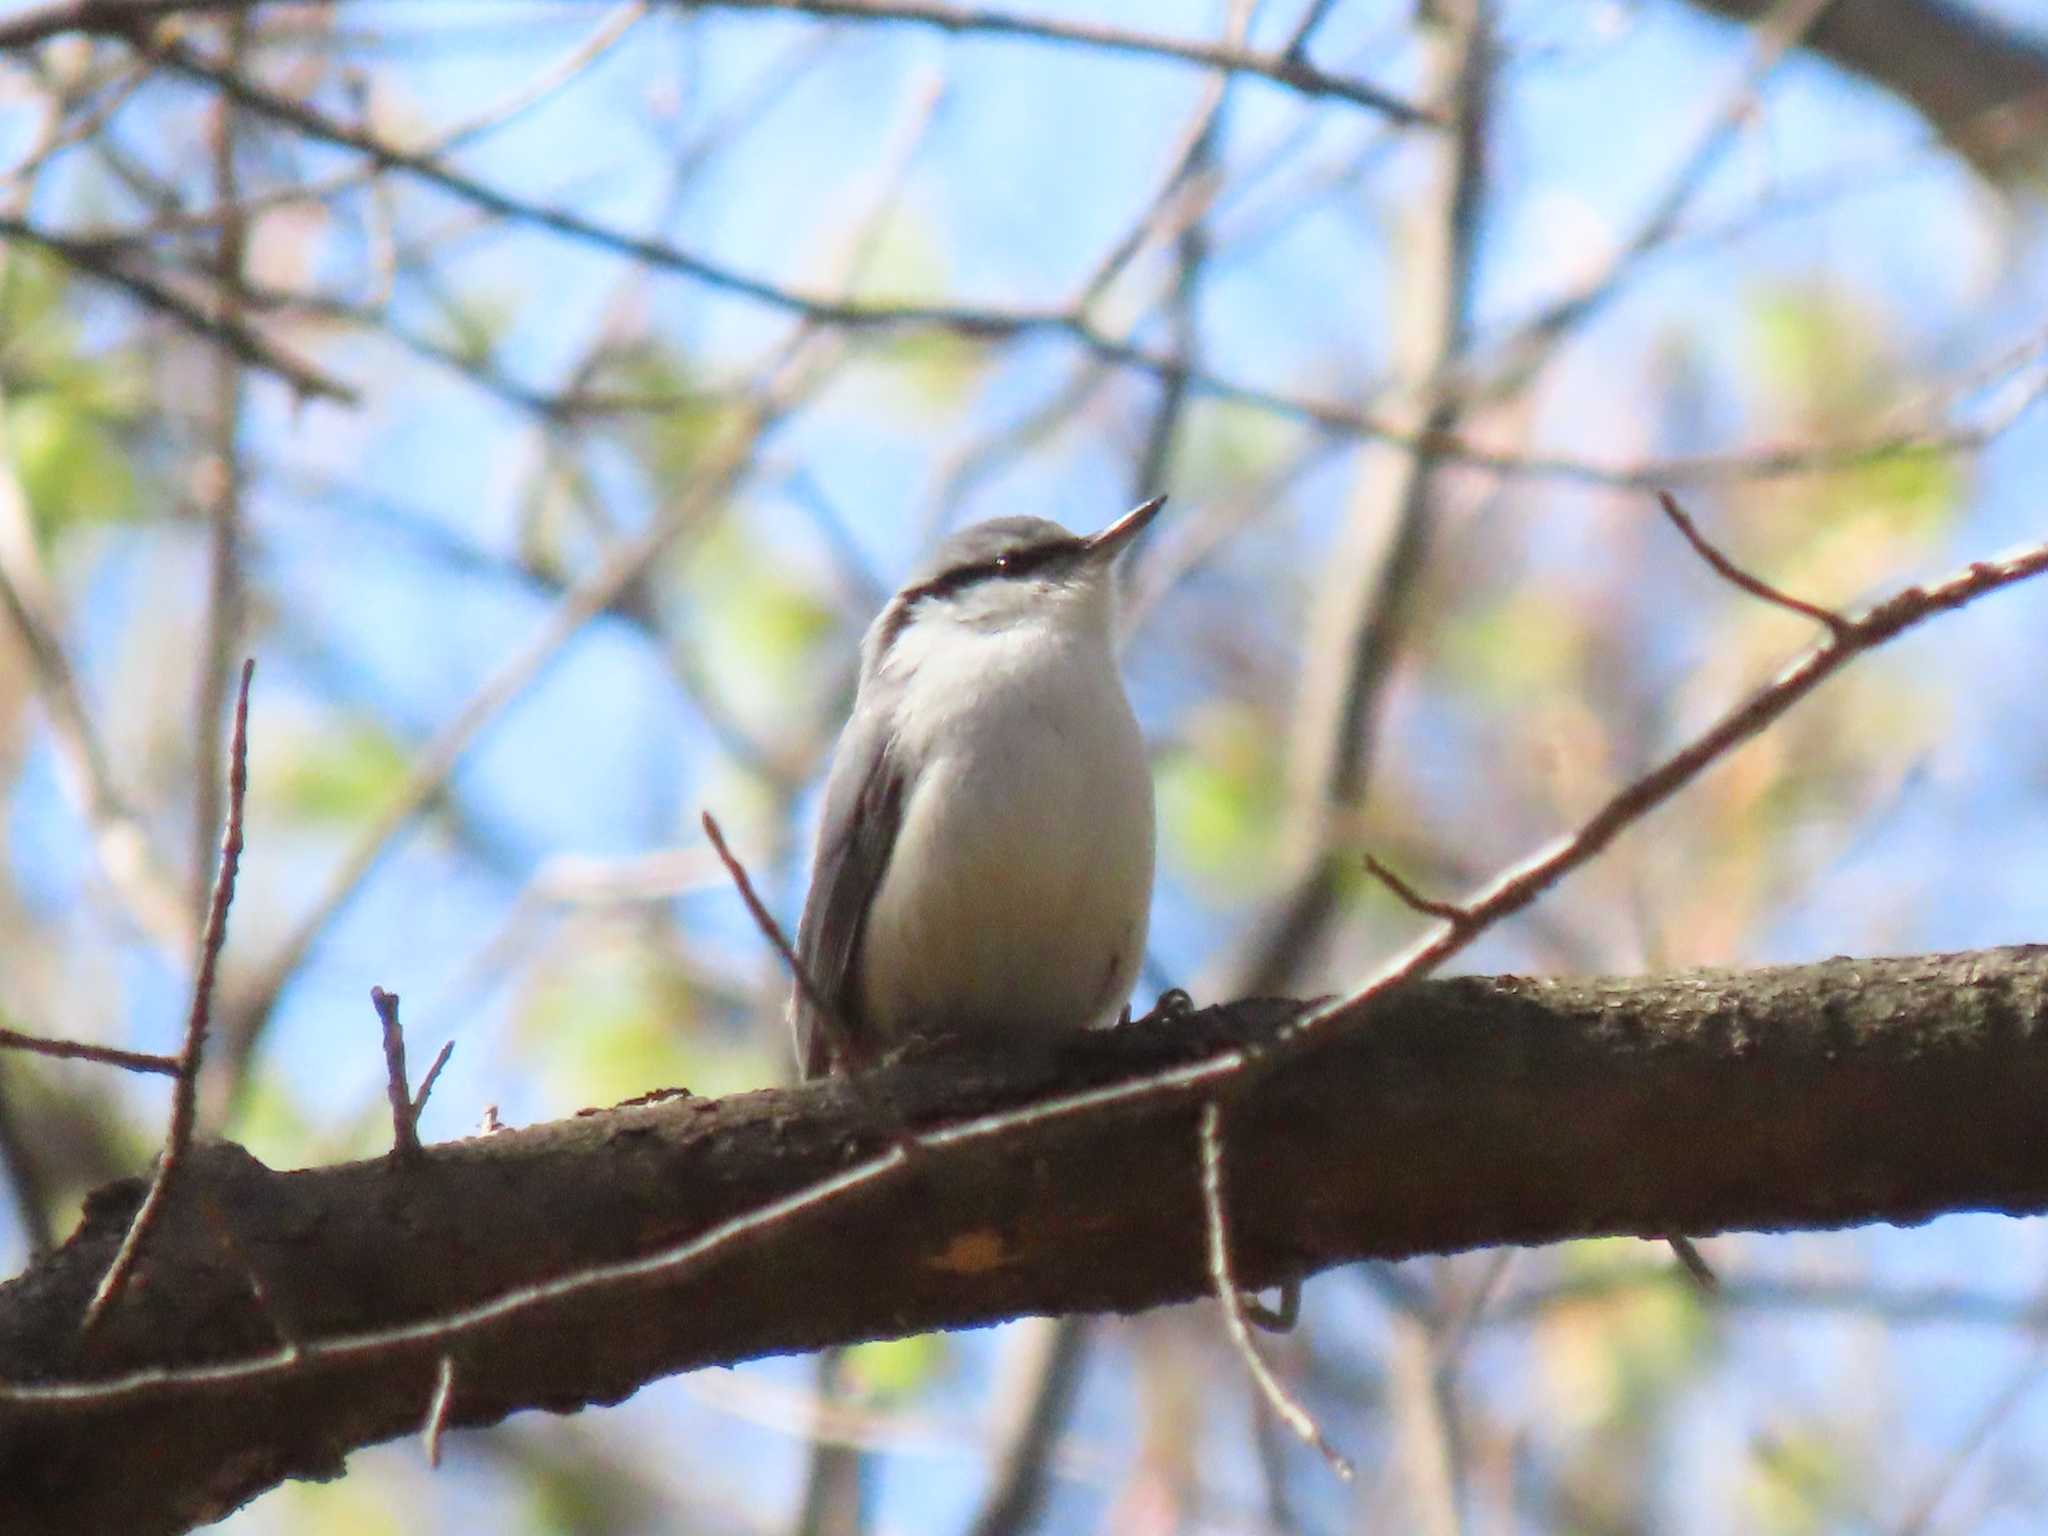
[790,497,1164,1079]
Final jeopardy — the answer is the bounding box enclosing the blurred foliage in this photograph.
[843,1333,948,1401]
[511,922,763,1107]
[678,518,838,732]
[270,719,412,826]
[0,253,143,545]
[1746,1426,1860,1536]
[1535,1241,1713,1434]
[1156,700,1286,892]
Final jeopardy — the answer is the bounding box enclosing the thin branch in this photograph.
[1242,1280,1301,1335]
[192,18,248,931]
[1475,0,1841,403]
[1657,489,1851,635]
[421,1355,457,1469]
[1363,854,1471,925]
[1665,1234,1720,1292]
[1891,1343,2048,1536]
[0,215,354,404]
[412,1040,455,1120]
[0,1027,179,1076]
[0,0,1433,123]
[1198,1100,1355,1480]
[371,988,423,1164]
[130,34,2019,491]
[699,811,850,1066]
[83,658,254,1332]
[706,0,1431,123]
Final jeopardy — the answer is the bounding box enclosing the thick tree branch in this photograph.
[5,946,2048,1532]
[1688,0,2048,183]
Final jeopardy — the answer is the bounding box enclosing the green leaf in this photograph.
[1157,703,1285,889]
[680,520,838,729]
[843,1333,947,1400]
[272,721,411,825]
[5,392,139,542]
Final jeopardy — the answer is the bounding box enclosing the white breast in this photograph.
[857,596,1154,1046]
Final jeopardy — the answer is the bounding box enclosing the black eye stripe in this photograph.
[903,538,1081,606]
[872,536,1086,660]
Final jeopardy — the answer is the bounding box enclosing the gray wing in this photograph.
[791,703,904,1079]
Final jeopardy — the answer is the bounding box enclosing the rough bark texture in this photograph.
[5,945,2048,1533]
[1690,0,2048,181]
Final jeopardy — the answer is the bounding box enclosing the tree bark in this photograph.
[5,944,2048,1533]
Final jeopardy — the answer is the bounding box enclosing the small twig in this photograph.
[372,988,424,1164]
[699,810,854,1069]
[1243,1279,1302,1334]
[421,1355,457,1468]
[1657,490,1851,636]
[413,1040,455,1120]
[83,659,254,1333]
[0,216,354,405]
[1667,1234,1720,1293]
[1198,1101,1353,1481]
[1363,854,1470,924]
[0,1027,179,1077]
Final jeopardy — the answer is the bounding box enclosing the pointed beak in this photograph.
[1082,495,1167,564]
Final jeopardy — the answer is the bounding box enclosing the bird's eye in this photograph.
[994,552,1012,571]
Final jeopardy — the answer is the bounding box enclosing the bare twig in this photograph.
[699,810,851,1066]
[1476,0,1841,403]
[0,1027,179,1076]
[702,0,1431,123]
[0,215,353,404]
[0,0,1432,122]
[1891,1342,2048,1536]
[1198,1100,1354,1480]
[421,1355,457,1469]
[412,1040,455,1120]
[1657,490,1851,635]
[129,35,2020,492]
[83,658,254,1332]
[1666,1234,1720,1292]
[1363,855,1471,925]
[1242,1280,1301,1335]
[372,987,423,1164]
[193,21,248,929]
